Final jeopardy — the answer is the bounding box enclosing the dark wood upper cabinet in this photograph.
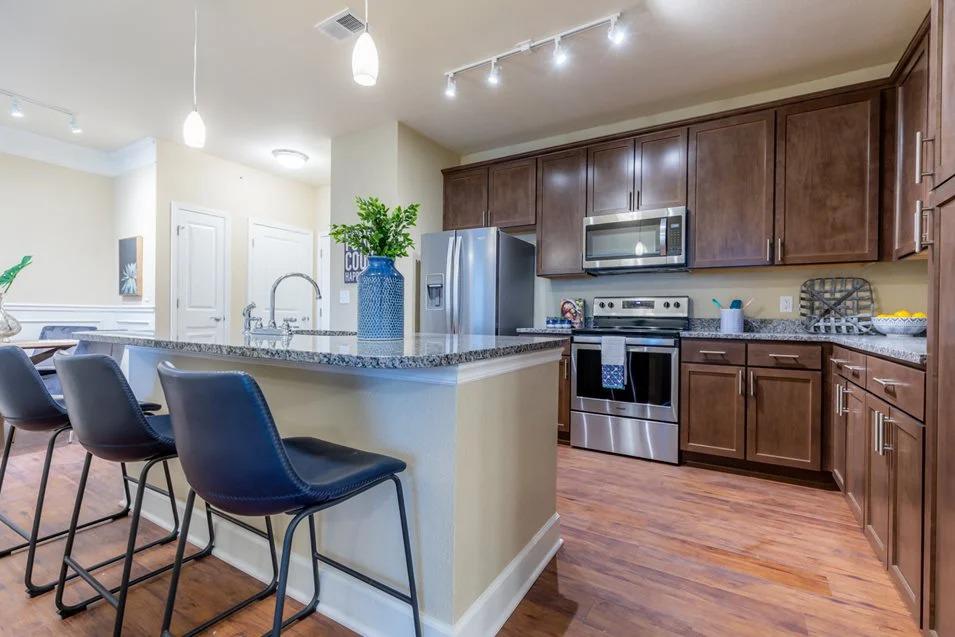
[895,36,931,260]
[844,382,867,526]
[775,90,881,264]
[687,111,775,268]
[635,128,688,210]
[680,363,746,459]
[488,158,536,228]
[587,138,634,216]
[931,0,955,188]
[746,367,822,470]
[888,407,925,621]
[865,393,892,565]
[443,167,488,230]
[537,149,587,276]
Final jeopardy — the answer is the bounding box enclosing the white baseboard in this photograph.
[139,489,561,637]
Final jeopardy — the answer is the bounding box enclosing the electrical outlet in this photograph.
[339,289,351,304]
[779,295,794,313]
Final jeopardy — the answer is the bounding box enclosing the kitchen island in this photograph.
[78,331,565,637]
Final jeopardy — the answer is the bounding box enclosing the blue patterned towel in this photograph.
[601,336,627,390]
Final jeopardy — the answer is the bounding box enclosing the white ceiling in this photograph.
[0,0,928,185]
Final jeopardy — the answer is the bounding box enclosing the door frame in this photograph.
[317,232,332,330]
[169,201,232,340]
[247,217,315,326]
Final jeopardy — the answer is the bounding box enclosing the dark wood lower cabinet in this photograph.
[558,355,570,441]
[865,394,892,564]
[680,364,746,458]
[844,382,867,526]
[831,377,848,491]
[746,367,822,470]
[888,407,925,621]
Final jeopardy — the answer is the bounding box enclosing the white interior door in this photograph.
[249,220,315,330]
[172,204,229,342]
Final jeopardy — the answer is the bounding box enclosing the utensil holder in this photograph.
[720,308,744,334]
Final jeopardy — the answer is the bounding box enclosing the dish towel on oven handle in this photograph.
[600,336,627,390]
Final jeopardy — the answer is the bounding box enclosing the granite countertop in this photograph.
[77,330,565,369]
[516,327,572,336]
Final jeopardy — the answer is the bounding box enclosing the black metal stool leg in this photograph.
[269,510,321,637]
[160,489,197,637]
[0,423,15,496]
[54,450,93,612]
[393,476,422,637]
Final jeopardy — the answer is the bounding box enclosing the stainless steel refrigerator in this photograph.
[420,228,535,336]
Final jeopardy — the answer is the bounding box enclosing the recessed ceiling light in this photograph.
[272,149,309,170]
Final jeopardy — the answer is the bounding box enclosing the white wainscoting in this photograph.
[4,303,155,340]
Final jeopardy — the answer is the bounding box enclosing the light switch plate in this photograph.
[779,295,794,313]
[339,289,351,304]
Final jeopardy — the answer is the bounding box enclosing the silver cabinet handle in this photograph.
[915,200,923,253]
[563,358,569,380]
[635,189,640,209]
[872,377,900,388]
[882,416,895,454]
[873,410,881,454]
[738,368,744,396]
[767,237,772,262]
[835,384,843,416]
[699,350,727,356]
[749,370,755,397]
[777,237,783,262]
[916,131,924,185]
[831,358,849,366]
[483,210,488,226]
[769,353,800,359]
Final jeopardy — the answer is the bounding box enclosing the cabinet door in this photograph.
[687,111,775,268]
[775,90,881,264]
[931,0,955,188]
[488,158,536,228]
[557,355,571,440]
[635,128,687,210]
[844,383,867,526]
[537,149,587,276]
[746,367,822,470]
[831,377,848,491]
[680,363,746,459]
[865,394,892,565]
[888,407,925,621]
[444,167,488,230]
[895,37,930,260]
[587,138,635,216]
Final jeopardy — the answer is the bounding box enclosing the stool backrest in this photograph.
[0,346,67,428]
[55,354,164,461]
[158,363,312,514]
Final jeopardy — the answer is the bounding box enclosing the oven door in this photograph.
[582,208,685,270]
[571,339,679,423]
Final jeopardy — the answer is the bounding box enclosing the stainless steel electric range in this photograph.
[570,296,689,464]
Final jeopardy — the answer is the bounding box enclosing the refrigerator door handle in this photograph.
[453,235,463,334]
[445,236,455,332]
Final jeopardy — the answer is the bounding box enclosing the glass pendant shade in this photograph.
[352,31,379,86]
[183,109,206,149]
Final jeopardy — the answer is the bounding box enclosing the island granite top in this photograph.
[76,330,565,369]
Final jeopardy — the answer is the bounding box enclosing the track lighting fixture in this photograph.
[442,11,624,97]
[9,97,23,118]
[2,89,82,133]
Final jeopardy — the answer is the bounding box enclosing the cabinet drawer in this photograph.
[747,343,822,370]
[682,340,745,365]
[830,345,866,384]
[866,356,925,420]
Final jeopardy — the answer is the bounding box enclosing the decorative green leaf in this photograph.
[0,255,32,294]
[330,197,419,259]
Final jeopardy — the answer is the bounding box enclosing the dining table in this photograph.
[7,339,79,364]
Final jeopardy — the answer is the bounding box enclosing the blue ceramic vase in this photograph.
[357,256,404,340]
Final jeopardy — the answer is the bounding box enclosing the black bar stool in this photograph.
[54,353,216,636]
[0,346,131,596]
[157,363,421,637]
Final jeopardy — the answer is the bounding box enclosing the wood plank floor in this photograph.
[0,432,919,636]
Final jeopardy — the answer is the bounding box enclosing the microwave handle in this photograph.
[659,218,668,257]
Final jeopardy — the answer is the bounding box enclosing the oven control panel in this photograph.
[592,296,689,318]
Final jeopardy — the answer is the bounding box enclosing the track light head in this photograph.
[608,16,626,45]
[553,36,568,67]
[487,59,500,86]
[69,115,82,134]
[10,97,23,119]
[445,73,457,98]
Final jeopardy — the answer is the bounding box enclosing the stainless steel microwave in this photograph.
[582,206,686,272]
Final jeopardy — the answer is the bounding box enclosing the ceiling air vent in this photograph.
[315,8,366,41]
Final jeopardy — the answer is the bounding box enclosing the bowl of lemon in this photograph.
[872,310,928,336]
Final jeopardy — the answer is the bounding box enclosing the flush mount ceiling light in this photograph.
[1,88,82,133]
[272,149,309,170]
[352,0,379,86]
[441,11,624,97]
[182,7,207,149]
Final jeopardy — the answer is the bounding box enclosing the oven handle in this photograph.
[572,337,677,347]
[571,343,678,354]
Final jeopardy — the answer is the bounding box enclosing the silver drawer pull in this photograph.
[843,365,865,372]
[872,377,900,388]
[831,358,850,365]
[769,353,800,359]
[699,350,727,355]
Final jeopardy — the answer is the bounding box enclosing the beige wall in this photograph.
[154,139,319,339]
[316,184,331,233]
[0,152,117,305]
[329,122,459,334]
[113,163,157,304]
[461,63,895,164]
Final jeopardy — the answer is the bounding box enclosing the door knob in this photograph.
[211,316,224,322]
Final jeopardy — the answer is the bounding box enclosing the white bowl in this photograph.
[871,317,928,336]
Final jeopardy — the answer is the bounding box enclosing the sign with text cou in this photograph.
[343,245,368,284]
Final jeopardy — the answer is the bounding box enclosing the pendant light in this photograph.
[352,0,379,86]
[183,7,206,148]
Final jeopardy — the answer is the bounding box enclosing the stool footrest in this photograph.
[315,551,412,605]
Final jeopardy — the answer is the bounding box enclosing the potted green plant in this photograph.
[0,256,32,341]
[331,197,419,340]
